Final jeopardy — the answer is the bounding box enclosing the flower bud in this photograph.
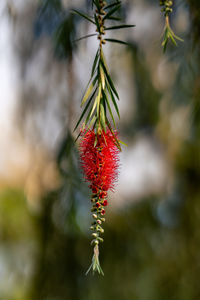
[92,233,98,238]
[97,237,104,243]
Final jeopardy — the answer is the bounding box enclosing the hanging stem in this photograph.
[160,0,183,52]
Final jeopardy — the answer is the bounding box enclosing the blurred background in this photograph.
[0,0,200,299]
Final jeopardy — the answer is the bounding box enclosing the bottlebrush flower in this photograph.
[79,129,119,193]
[80,128,120,275]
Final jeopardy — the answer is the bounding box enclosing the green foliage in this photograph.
[73,0,134,139]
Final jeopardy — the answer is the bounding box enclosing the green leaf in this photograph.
[94,134,98,147]
[100,59,119,100]
[100,49,109,72]
[173,33,184,42]
[91,49,99,77]
[88,115,96,129]
[93,0,101,10]
[105,24,135,31]
[169,32,177,46]
[119,139,128,146]
[103,4,121,20]
[85,105,94,126]
[96,84,102,119]
[73,33,97,43]
[86,96,97,123]
[105,38,131,46]
[107,16,122,21]
[100,100,106,131]
[100,65,105,89]
[107,84,120,119]
[81,80,95,107]
[71,9,95,24]
[74,130,82,143]
[74,88,97,131]
[103,90,116,127]
[104,1,121,10]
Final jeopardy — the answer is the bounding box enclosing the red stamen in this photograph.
[96,202,101,208]
[102,200,108,206]
[79,129,119,192]
[101,209,106,215]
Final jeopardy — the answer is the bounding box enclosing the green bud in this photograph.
[96,225,103,232]
[91,239,99,245]
[97,237,104,243]
[92,233,98,238]
[92,214,97,219]
[91,207,97,212]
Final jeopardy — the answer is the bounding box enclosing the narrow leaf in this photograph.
[105,38,131,46]
[96,84,102,119]
[119,140,128,146]
[103,4,121,20]
[74,88,97,131]
[73,33,97,43]
[87,96,97,122]
[100,60,119,100]
[91,49,99,77]
[93,0,101,10]
[100,65,105,89]
[81,81,94,107]
[105,24,135,31]
[88,115,96,129]
[100,100,106,131]
[107,83,120,119]
[107,16,122,21]
[104,1,121,10]
[170,33,177,46]
[100,49,109,72]
[103,90,116,127]
[72,9,95,24]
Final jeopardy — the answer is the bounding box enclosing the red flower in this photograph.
[101,209,106,215]
[96,202,101,208]
[99,191,107,198]
[79,129,119,192]
[102,200,108,206]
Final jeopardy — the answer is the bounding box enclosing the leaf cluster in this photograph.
[161,16,183,52]
[72,0,134,149]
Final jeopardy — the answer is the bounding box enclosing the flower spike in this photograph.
[73,0,134,275]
